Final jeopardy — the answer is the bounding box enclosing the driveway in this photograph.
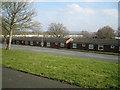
[1,44,118,62]
[2,67,79,88]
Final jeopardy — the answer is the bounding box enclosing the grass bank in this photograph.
[60,48,119,55]
[2,49,119,88]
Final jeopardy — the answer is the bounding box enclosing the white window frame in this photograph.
[110,45,115,49]
[60,43,64,47]
[73,43,77,48]
[55,42,58,45]
[47,42,50,47]
[25,41,28,45]
[36,41,39,44]
[30,41,33,45]
[89,44,94,49]
[41,41,44,46]
[82,43,86,47]
[98,45,104,50]
[22,41,24,43]
[16,41,19,44]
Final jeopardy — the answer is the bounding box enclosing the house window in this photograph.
[36,42,39,44]
[30,41,33,45]
[16,41,19,44]
[89,44,94,49]
[41,41,44,46]
[55,42,58,45]
[73,43,77,48]
[111,45,115,49]
[98,45,104,50]
[82,44,86,47]
[22,41,24,43]
[25,41,28,45]
[13,41,15,44]
[60,43,64,47]
[47,42,50,47]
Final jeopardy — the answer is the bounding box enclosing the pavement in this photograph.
[2,44,118,62]
[2,67,79,88]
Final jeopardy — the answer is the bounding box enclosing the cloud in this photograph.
[102,9,118,17]
[33,2,118,32]
[64,4,96,15]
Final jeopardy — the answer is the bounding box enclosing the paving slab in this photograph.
[2,67,80,88]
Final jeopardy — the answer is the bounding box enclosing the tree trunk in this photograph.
[3,36,7,47]
[6,30,12,50]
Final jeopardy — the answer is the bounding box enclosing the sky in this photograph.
[32,1,118,32]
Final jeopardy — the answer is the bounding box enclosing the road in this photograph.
[2,44,118,62]
[2,67,79,88]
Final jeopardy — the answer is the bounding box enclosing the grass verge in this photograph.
[2,49,119,88]
[60,48,119,55]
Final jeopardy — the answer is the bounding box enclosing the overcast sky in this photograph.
[32,1,118,32]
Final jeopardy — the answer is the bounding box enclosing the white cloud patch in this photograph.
[102,9,118,17]
[33,3,118,32]
[64,4,96,15]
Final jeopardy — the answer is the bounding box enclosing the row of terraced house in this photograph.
[9,37,120,53]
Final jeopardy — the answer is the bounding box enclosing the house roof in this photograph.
[13,37,119,46]
[72,39,119,45]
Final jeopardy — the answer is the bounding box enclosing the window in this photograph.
[25,41,28,45]
[73,43,77,48]
[30,41,33,45]
[36,42,39,44]
[82,44,86,47]
[55,42,58,45]
[47,42,50,47]
[22,41,24,43]
[89,44,94,49]
[41,41,44,46]
[111,45,115,49]
[60,43,64,47]
[98,45,104,50]
[16,41,19,44]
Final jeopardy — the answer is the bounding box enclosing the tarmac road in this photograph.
[2,67,79,88]
[2,44,118,62]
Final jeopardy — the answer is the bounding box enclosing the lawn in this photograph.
[2,49,119,88]
[60,48,119,55]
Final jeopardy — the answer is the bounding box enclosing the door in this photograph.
[67,42,71,49]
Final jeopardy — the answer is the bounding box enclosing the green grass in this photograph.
[60,48,119,55]
[2,49,119,88]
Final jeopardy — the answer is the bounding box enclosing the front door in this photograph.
[67,42,71,49]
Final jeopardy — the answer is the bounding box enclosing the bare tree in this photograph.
[47,23,69,38]
[116,27,120,37]
[32,22,42,36]
[96,26,115,39]
[91,32,97,38]
[43,31,49,38]
[80,30,91,38]
[2,2,40,50]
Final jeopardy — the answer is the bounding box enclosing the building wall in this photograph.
[73,43,119,52]
[13,39,119,53]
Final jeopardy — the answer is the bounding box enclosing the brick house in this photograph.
[11,37,119,53]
